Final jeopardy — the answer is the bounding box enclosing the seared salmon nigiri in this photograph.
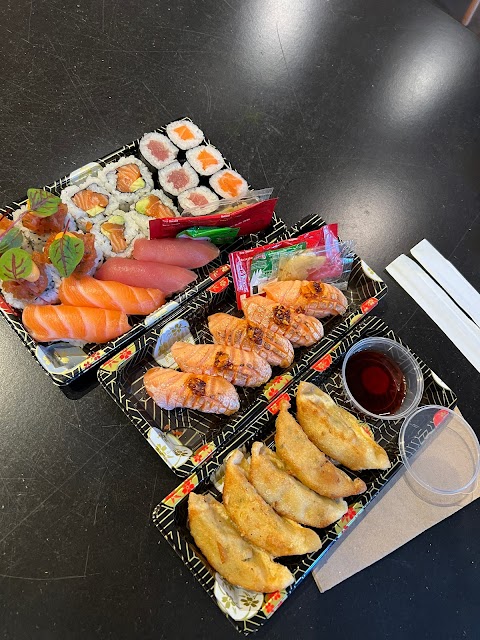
[263,280,348,319]
[143,367,240,415]
[208,313,294,369]
[171,342,272,387]
[242,296,323,348]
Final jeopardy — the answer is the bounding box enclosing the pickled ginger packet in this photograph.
[250,243,306,295]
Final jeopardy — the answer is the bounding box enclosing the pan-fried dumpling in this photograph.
[223,450,321,557]
[249,442,348,528]
[296,381,390,471]
[275,405,366,498]
[188,493,294,593]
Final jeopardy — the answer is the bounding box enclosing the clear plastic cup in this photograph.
[341,337,424,421]
[399,405,480,499]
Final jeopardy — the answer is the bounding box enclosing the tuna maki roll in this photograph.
[61,178,119,232]
[166,119,204,150]
[158,161,199,197]
[209,169,249,199]
[186,145,224,176]
[178,186,219,215]
[101,156,153,207]
[139,132,178,170]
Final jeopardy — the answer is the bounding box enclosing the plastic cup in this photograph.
[341,337,424,421]
[399,405,480,501]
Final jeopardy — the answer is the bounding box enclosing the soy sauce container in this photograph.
[341,337,424,421]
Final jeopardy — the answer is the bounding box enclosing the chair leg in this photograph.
[462,0,480,26]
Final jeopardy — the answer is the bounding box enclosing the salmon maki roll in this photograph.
[209,169,248,199]
[242,295,323,348]
[171,342,272,387]
[22,304,130,344]
[59,275,165,315]
[208,313,294,368]
[144,367,240,415]
[101,156,153,207]
[264,281,348,318]
[61,178,119,231]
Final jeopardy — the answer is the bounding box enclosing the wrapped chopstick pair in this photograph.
[386,240,480,373]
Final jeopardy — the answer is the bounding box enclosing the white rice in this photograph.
[178,186,220,216]
[1,261,61,310]
[166,120,204,150]
[209,169,249,200]
[186,144,224,176]
[139,132,178,170]
[158,161,199,196]
[91,210,143,259]
[61,178,119,231]
[100,156,154,208]
[12,204,76,251]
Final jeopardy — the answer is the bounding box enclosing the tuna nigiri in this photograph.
[132,238,219,269]
[59,275,165,315]
[144,367,240,415]
[264,280,348,318]
[242,296,323,348]
[208,313,294,368]
[171,342,272,387]
[95,257,197,296]
[22,304,130,343]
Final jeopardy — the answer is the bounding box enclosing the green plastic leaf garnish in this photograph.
[49,234,84,277]
[0,248,33,281]
[27,188,62,218]
[0,227,23,254]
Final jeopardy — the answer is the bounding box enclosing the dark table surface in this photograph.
[1,0,479,638]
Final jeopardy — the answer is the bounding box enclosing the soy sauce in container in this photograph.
[344,351,406,415]
[341,337,424,421]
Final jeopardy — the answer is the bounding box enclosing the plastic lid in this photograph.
[399,405,480,495]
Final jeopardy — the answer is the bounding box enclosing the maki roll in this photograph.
[101,156,153,207]
[13,203,76,251]
[158,161,199,197]
[61,178,119,231]
[44,231,103,277]
[1,251,61,310]
[166,119,204,150]
[186,145,224,176]
[210,169,249,199]
[178,186,219,215]
[139,132,178,170]
[131,190,179,233]
[92,211,143,259]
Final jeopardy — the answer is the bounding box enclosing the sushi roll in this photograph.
[13,203,76,251]
[166,119,204,150]
[209,169,249,199]
[44,231,103,277]
[139,132,178,170]
[61,178,119,231]
[100,156,154,207]
[178,186,219,215]
[186,145,224,176]
[158,161,199,197]
[130,189,179,235]
[0,214,32,251]
[1,251,61,310]
[92,211,143,259]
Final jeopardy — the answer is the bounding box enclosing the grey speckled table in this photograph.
[1,1,479,638]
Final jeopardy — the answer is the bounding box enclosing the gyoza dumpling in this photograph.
[275,405,366,499]
[296,381,390,471]
[223,450,321,557]
[249,442,348,528]
[188,493,294,593]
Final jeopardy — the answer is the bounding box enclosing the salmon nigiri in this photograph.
[171,342,272,387]
[264,281,348,318]
[59,276,165,315]
[22,305,130,343]
[242,296,323,348]
[144,368,240,415]
[208,313,294,368]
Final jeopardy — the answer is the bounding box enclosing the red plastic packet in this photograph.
[149,198,278,239]
[229,224,338,308]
